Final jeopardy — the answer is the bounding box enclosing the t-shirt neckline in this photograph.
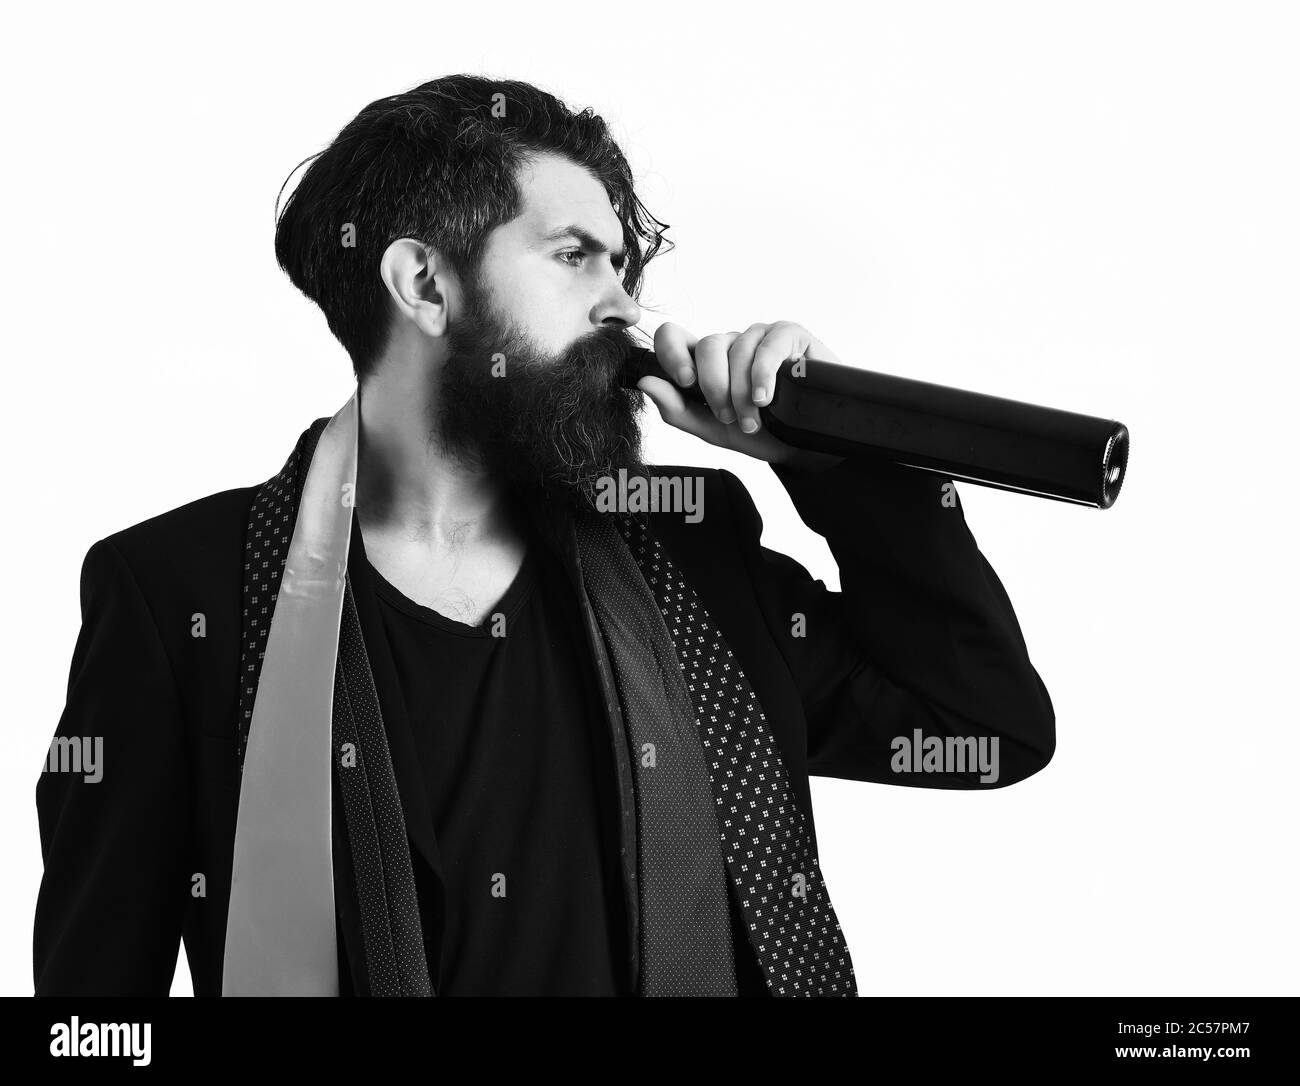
[359,527,538,638]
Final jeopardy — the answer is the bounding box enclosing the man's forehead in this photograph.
[515,154,622,246]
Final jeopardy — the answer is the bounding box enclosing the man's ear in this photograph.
[378,238,455,339]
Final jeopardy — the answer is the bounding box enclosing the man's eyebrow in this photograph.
[540,225,627,269]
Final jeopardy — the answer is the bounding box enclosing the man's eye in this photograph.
[558,249,586,267]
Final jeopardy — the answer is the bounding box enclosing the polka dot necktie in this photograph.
[581,511,858,997]
[577,514,741,997]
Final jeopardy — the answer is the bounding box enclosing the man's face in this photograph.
[472,152,643,354]
[434,153,648,513]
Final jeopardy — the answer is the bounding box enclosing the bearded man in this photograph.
[33,74,1055,997]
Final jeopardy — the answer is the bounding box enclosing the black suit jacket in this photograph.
[33,451,1055,996]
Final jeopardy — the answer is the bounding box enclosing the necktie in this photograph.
[616,514,859,997]
[331,579,433,995]
[229,406,429,996]
[577,515,740,996]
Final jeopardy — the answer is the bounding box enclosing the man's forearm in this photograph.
[768,455,1056,784]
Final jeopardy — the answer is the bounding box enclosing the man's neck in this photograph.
[354,366,518,550]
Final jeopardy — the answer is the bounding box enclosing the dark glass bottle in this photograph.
[623,347,1129,509]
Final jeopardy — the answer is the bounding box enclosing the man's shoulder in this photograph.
[635,462,756,541]
[84,485,259,608]
[104,485,256,558]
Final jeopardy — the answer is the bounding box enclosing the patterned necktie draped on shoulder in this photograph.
[224,392,858,997]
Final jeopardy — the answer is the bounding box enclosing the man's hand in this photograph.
[637,320,845,471]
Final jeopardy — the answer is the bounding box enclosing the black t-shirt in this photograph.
[357,523,631,996]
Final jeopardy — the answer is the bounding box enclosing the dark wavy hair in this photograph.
[274,73,671,382]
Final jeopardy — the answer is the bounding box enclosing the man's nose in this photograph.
[594,281,642,328]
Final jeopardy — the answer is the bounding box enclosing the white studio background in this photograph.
[1,0,1295,997]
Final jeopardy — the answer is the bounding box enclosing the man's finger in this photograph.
[694,332,739,423]
[752,322,814,405]
[652,322,700,388]
[727,324,769,433]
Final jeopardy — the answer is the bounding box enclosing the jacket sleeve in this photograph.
[34,537,193,995]
[720,456,1055,788]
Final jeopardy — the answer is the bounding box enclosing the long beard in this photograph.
[433,278,646,514]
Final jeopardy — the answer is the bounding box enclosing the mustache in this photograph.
[551,325,643,376]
